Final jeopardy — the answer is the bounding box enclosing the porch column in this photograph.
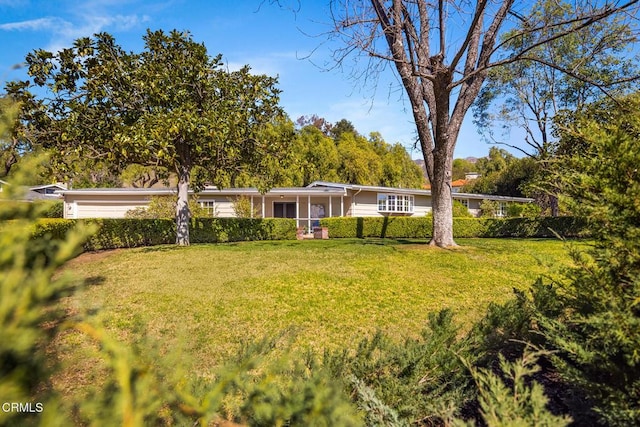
[308,195,311,230]
[340,195,344,217]
[296,195,300,228]
[329,195,332,218]
[261,196,265,218]
[250,196,254,218]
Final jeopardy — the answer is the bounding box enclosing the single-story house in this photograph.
[57,181,533,228]
[0,180,66,201]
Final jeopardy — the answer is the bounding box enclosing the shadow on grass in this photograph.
[138,244,185,254]
[84,276,106,287]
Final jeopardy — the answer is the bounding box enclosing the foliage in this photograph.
[531,94,640,425]
[325,310,477,424]
[452,200,473,218]
[479,200,500,218]
[320,216,588,239]
[125,195,207,219]
[462,148,539,199]
[35,199,64,218]
[473,0,638,157]
[231,195,262,218]
[327,0,639,246]
[9,29,289,245]
[0,96,27,178]
[455,349,572,427]
[506,202,542,218]
[33,217,297,250]
[119,164,169,188]
[452,158,477,181]
[284,125,424,188]
[0,160,96,426]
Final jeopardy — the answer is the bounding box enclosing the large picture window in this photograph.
[377,193,414,213]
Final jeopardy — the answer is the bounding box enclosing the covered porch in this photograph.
[199,186,349,229]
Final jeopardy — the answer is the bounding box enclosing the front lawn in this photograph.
[54,238,576,396]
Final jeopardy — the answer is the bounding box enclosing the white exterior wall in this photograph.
[413,194,432,216]
[349,191,381,217]
[348,190,432,217]
[65,195,151,219]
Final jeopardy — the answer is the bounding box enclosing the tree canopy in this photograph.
[8,29,290,245]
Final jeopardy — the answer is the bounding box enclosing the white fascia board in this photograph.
[454,192,534,203]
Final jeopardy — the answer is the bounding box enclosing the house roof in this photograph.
[56,185,347,197]
[57,182,533,203]
[308,181,432,196]
[29,183,67,192]
[308,181,533,203]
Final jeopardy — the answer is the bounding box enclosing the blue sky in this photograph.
[0,0,495,160]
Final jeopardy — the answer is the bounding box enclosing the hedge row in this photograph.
[319,216,589,239]
[33,217,297,251]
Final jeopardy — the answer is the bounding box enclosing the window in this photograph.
[274,202,296,219]
[199,201,217,217]
[458,199,469,208]
[377,193,414,213]
[498,202,508,217]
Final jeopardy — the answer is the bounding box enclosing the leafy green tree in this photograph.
[9,30,289,245]
[125,195,207,219]
[463,148,538,199]
[336,131,383,185]
[330,118,358,140]
[120,164,169,188]
[0,96,25,178]
[532,94,640,425]
[452,158,477,181]
[372,132,425,188]
[328,0,639,247]
[293,125,341,186]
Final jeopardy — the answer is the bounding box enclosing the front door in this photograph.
[274,202,296,219]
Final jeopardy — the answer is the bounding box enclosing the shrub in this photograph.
[479,199,499,217]
[125,195,208,219]
[39,199,64,218]
[230,195,261,218]
[531,97,640,425]
[31,217,297,251]
[452,200,473,218]
[325,310,477,425]
[320,216,588,239]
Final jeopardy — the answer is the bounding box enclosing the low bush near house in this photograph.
[31,217,297,251]
[321,216,587,239]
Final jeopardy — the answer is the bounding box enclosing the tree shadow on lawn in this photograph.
[138,244,189,253]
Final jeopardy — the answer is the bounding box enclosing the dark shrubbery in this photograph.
[528,97,640,426]
[321,216,587,239]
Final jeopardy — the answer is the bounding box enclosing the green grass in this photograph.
[55,238,576,373]
[51,238,582,406]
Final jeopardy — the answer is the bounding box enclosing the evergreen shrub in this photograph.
[31,217,297,251]
[321,216,587,239]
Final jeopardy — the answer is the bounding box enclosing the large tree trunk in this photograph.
[429,147,456,247]
[175,165,190,246]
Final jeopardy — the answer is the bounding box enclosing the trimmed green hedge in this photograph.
[320,216,588,239]
[32,217,297,251]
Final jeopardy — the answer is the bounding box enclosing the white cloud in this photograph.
[0,10,149,54]
[0,17,62,31]
[222,51,299,78]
